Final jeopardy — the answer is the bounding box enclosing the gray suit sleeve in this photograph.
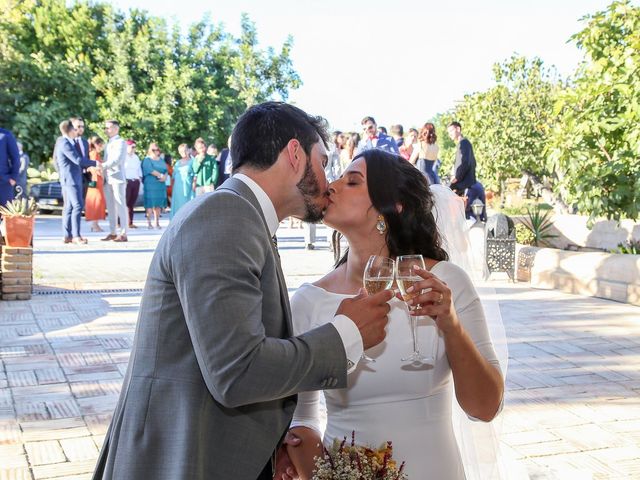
[170,195,347,408]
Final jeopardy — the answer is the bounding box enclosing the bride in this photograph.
[282,149,505,479]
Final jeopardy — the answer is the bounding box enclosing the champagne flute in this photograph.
[396,254,429,363]
[361,255,395,363]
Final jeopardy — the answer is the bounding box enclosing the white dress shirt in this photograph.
[124,153,142,180]
[234,173,363,372]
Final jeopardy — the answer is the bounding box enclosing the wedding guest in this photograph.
[399,127,418,161]
[192,137,218,195]
[54,120,96,244]
[163,152,173,208]
[216,136,232,187]
[0,127,20,208]
[339,132,360,171]
[356,116,398,154]
[141,142,168,229]
[101,120,128,242]
[390,124,404,148]
[16,141,30,197]
[85,136,107,232]
[207,143,218,158]
[71,117,90,199]
[170,144,195,219]
[325,131,344,182]
[447,121,476,196]
[410,122,440,184]
[124,139,142,228]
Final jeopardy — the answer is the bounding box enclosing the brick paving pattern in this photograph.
[0,217,638,479]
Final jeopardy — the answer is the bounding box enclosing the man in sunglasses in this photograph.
[356,115,399,155]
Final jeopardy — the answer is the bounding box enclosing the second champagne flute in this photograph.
[396,254,429,363]
[362,255,395,363]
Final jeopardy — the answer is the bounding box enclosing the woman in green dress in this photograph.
[170,144,195,219]
[192,137,218,195]
[141,142,168,229]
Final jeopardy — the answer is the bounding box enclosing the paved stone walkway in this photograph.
[0,216,638,479]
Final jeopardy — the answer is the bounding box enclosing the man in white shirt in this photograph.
[123,139,142,228]
[101,120,128,242]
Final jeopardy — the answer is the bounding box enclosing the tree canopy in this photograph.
[0,0,301,166]
[436,0,638,221]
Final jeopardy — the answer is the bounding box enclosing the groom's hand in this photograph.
[337,289,392,350]
[274,431,301,480]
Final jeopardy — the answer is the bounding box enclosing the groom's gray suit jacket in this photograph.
[92,177,348,480]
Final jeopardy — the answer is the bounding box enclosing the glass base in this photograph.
[401,351,433,364]
[361,352,376,363]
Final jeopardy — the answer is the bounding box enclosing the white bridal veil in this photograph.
[430,185,526,480]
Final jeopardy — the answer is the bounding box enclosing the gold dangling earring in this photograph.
[376,215,387,235]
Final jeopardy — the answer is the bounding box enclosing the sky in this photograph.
[108,0,624,132]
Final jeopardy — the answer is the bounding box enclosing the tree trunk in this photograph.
[521,170,573,214]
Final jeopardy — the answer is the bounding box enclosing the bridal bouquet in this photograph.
[312,432,408,480]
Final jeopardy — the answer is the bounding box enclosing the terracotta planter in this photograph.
[4,216,35,247]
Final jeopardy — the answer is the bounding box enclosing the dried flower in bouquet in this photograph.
[312,431,407,480]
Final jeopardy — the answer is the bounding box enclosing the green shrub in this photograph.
[521,206,558,247]
[515,223,536,245]
[611,240,640,255]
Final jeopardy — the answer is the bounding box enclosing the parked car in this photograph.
[28,181,144,214]
[28,181,63,214]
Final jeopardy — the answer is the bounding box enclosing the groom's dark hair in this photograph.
[231,102,329,171]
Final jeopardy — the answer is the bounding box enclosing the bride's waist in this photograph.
[327,394,452,424]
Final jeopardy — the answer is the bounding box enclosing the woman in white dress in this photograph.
[284,149,504,479]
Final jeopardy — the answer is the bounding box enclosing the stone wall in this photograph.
[546,215,640,251]
[516,246,640,306]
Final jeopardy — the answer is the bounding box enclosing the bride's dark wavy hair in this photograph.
[333,149,449,267]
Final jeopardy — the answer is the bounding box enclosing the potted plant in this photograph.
[0,192,37,247]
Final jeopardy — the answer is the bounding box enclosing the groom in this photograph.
[92,102,393,480]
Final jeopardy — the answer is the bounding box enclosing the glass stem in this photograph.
[411,311,419,355]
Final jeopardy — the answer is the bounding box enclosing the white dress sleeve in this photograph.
[451,266,502,376]
[289,285,323,434]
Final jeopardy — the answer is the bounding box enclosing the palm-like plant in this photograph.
[522,206,557,247]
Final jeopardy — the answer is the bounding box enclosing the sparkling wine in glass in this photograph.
[361,255,395,363]
[396,254,429,363]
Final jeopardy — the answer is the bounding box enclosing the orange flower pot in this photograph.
[4,216,35,247]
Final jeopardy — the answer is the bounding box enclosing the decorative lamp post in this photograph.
[471,199,484,223]
[485,213,516,281]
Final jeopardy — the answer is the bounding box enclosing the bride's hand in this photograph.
[404,266,461,335]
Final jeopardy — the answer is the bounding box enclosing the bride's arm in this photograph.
[407,266,504,421]
[442,294,504,421]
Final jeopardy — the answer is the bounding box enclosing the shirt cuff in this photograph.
[330,314,363,374]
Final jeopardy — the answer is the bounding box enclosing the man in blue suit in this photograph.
[356,116,399,154]
[447,121,477,194]
[447,121,484,220]
[54,119,96,244]
[0,127,20,209]
[71,117,91,198]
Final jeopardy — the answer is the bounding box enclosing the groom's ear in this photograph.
[285,139,303,173]
[396,202,403,213]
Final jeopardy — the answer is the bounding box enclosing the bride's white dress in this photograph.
[290,261,501,480]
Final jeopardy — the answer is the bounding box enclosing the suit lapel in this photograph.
[217,178,293,335]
